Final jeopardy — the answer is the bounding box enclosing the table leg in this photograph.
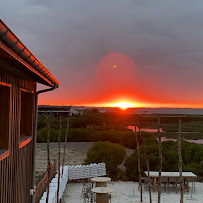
[96,194,109,203]
[153,178,157,192]
[96,182,107,187]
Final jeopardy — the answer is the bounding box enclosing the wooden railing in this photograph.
[34,160,57,203]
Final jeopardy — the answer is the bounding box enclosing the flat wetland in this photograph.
[136,114,203,140]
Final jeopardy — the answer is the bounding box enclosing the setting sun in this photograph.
[110,102,136,110]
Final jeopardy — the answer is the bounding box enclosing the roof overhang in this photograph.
[0,19,59,87]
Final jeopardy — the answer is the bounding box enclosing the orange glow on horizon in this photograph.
[38,96,203,109]
[110,101,137,110]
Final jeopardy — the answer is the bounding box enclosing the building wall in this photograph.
[0,67,36,203]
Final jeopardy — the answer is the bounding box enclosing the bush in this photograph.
[111,168,128,181]
[37,116,154,149]
[84,141,126,177]
[37,117,47,130]
[37,127,59,142]
[125,139,203,181]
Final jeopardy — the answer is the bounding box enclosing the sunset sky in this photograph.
[1,1,203,108]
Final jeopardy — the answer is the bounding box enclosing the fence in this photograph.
[34,160,57,203]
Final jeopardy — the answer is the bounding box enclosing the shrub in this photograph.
[37,117,47,130]
[84,141,126,177]
[125,139,203,180]
[37,127,59,142]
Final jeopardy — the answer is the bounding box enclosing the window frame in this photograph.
[19,88,34,148]
[0,81,11,161]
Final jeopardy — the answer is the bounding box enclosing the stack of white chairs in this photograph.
[82,165,86,179]
[91,163,99,177]
[67,163,106,180]
[97,163,102,176]
[98,162,106,176]
[86,164,92,178]
[68,166,75,180]
[78,165,84,179]
[75,165,81,179]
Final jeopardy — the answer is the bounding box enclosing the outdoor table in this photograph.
[91,177,111,187]
[145,171,197,191]
[91,187,114,203]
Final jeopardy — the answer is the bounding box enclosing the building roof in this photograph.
[38,105,71,111]
[0,19,59,87]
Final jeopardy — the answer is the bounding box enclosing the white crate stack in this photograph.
[98,162,106,176]
[67,162,106,180]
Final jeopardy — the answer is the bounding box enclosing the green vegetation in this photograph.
[37,125,152,148]
[84,141,126,179]
[37,110,152,148]
[37,127,67,142]
[37,109,203,180]
[125,137,203,181]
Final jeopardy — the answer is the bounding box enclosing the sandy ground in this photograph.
[64,181,203,203]
[35,142,134,174]
[36,142,94,174]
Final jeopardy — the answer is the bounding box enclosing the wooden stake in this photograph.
[62,117,69,177]
[138,123,152,203]
[57,115,62,203]
[135,120,143,202]
[178,119,184,203]
[46,118,51,203]
[158,114,162,203]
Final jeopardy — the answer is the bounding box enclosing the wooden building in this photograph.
[38,105,71,118]
[0,19,59,202]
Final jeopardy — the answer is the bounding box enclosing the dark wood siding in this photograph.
[0,67,36,203]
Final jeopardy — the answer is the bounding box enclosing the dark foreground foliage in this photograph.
[84,141,126,179]
[37,114,152,148]
[125,137,203,181]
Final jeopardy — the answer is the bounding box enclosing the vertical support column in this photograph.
[178,120,183,203]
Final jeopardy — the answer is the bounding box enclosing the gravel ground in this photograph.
[64,181,203,203]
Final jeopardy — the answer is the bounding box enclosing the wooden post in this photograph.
[138,124,152,203]
[178,119,184,203]
[135,120,142,202]
[62,117,69,177]
[57,115,62,203]
[46,118,51,203]
[157,114,162,203]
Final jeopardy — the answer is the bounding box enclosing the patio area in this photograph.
[64,181,203,203]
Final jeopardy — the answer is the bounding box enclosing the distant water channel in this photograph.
[127,125,203,144]
[127,125,163,133]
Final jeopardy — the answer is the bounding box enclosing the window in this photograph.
[0,83,10,155]
[20,90,34,141]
